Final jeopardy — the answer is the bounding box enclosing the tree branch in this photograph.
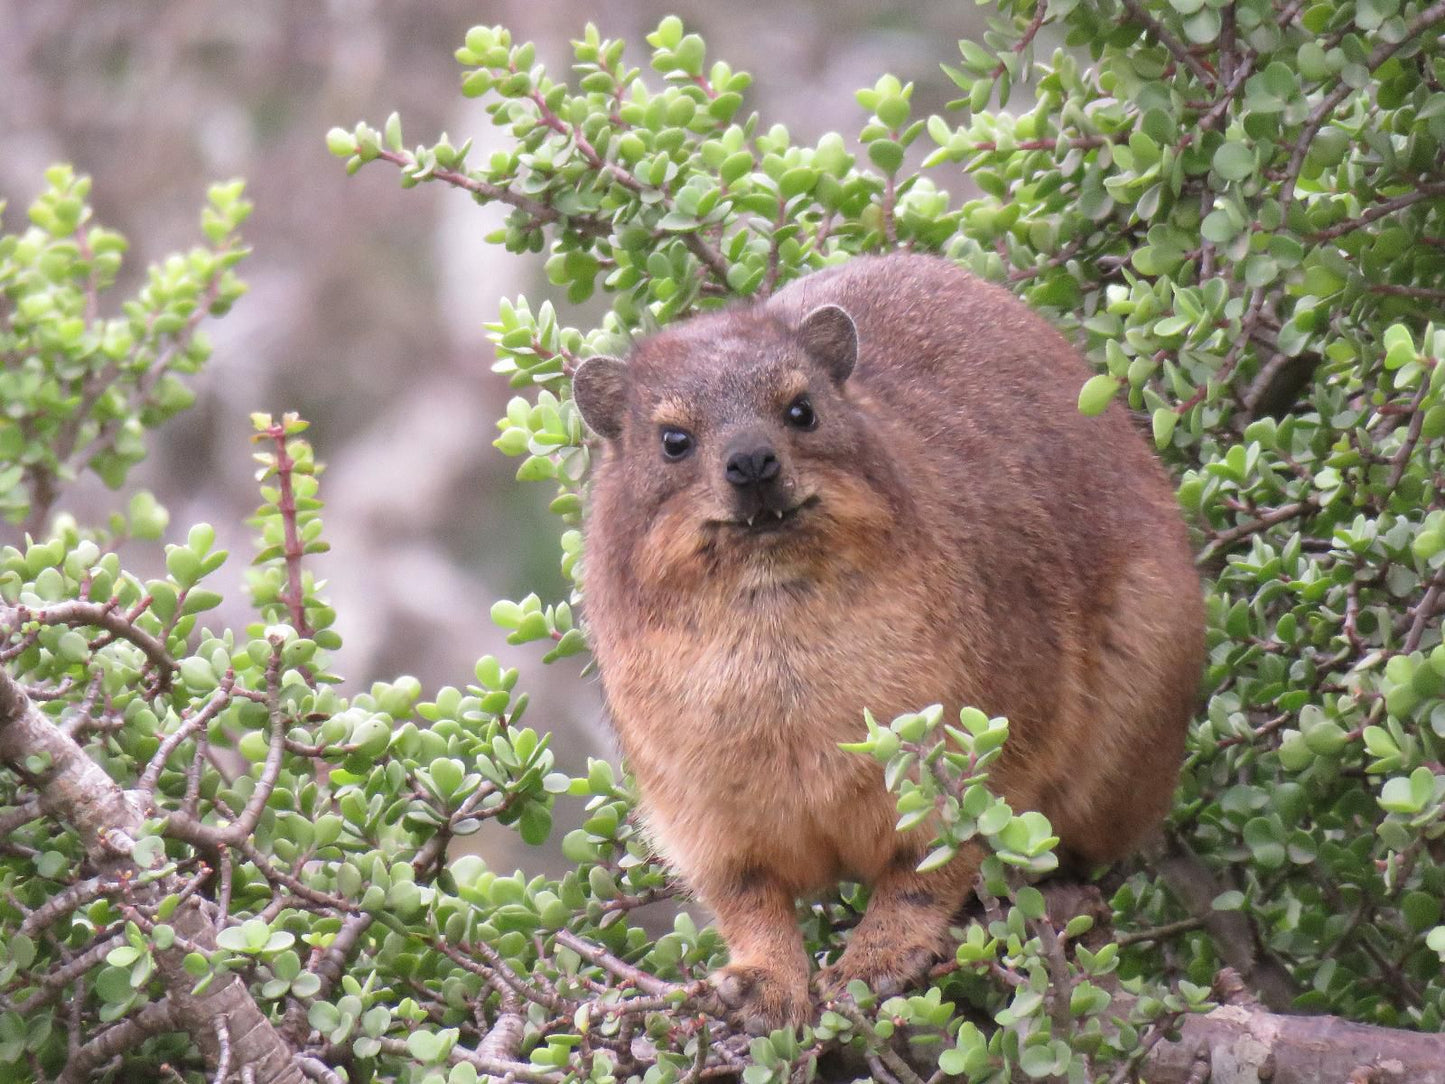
[2,600,177,687]
[1158,838,1299,1011]
[1142,1000,1445,1083]
[1311,182,1445,241]
[55,998,178,1084]
[0,664,145,856]
[0,665,305,1084]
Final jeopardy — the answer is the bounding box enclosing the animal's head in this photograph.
[573,304,903,589]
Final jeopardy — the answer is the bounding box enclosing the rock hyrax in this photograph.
[571,252,1204,1031]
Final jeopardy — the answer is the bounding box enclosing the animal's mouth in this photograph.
[728,495,820,533]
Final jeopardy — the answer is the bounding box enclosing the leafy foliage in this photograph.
[0,165,249,533]
[331,0,1445,1035]
[4,0,1445,1081]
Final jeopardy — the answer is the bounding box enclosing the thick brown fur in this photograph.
[573,253,1205,1032]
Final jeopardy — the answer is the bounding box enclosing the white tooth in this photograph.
[774,509,784,519]
[746,515,755,527]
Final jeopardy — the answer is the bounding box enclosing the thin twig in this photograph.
[1386,381,1432,492]
[448,938,570,1013]
[0,798,40,839]
[1174,285,1269,416]
[1033,912,1075,1041]
[1404,568,1445,654]
[265,425,313,638]
[374,1036,562,1084]
[990,4,1049,78]
[828,999,928,1084]
[1369,283,1445,303]
[165,649,284,849]
[1117,0,1216,84]
[966,135,1109,154]
[18,874,114,939]
[1198,499,1316,564]
[13,936,125,1015]
[296,1057,347,1084]
[1114,917,1207,948]
[213,1018,232,1084]
[1107,1006,1190,1084]
[554,930,696,999]
[138,678,235,798]
[374,149,572,230]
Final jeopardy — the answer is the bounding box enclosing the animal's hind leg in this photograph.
[1044,560,1201,866]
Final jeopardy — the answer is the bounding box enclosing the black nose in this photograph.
[725,444,781,488]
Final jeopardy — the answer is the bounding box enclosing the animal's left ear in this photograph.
[798,304,857,385]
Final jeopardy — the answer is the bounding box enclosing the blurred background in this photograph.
[1,0,981,865]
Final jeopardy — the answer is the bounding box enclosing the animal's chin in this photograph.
[715,495,821,536]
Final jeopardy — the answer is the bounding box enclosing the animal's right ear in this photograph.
[571,356,630,440]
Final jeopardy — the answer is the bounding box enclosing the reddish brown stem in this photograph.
[991,4,1049,79]
[967,135,1108,154]
[267,425,313,638]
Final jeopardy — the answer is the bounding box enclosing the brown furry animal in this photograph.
[571,253,1204,1032]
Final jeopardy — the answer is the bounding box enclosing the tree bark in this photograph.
[1142,1000,1445,1084]
[0,667,305,1084]
[1157,838,1300,1012]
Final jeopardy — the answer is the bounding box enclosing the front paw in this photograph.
[817,937,942,1000]
[711,963,811,1034]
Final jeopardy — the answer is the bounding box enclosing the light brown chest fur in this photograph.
[598,561,969,895]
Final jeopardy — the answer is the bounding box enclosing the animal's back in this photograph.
[774,255,1192,632]
[770,252,1180,548]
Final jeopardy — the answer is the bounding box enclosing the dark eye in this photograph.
[660,428,694,460]
[785,395,818,431]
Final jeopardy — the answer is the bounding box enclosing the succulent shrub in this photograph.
[4,1,1445,1081]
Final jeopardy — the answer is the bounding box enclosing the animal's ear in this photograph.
[798,304,857,384]
[571,356,630,440]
